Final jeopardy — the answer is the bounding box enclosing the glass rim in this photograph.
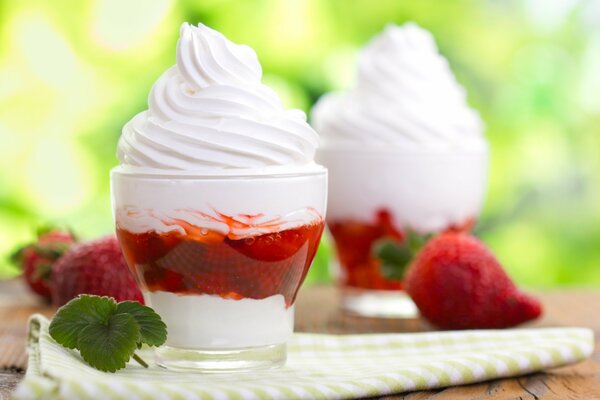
[317,142,489,157]
[111,164,327,180]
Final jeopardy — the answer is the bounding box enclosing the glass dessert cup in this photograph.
[111,166,327,371]
[317,146,488,318]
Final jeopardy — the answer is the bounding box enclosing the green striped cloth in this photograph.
[14,314,593,400]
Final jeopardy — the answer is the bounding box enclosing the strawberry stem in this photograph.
[132,352,148,368]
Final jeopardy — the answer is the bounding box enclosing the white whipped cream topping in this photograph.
[118,23,319,171]
[312,23,486,151]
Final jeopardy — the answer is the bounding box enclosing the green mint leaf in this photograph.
[372,230,433,281]
[406,229,431,253]
[77,313,140,373]
[49,296,117,349]
[116,301,167,347]
[373,239,412,280]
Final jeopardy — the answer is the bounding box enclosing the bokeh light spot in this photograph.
[487,222,555,286]
[15,11,79,89]
[92,0,173,50]
[22,139,97,216]
[263,74,310,111]
[578,37,600,114]
[322,46,359,91]
[0,212,34,279]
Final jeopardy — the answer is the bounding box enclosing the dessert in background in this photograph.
[312,23,488,317]
[112,23,326,370]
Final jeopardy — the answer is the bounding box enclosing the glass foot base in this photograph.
[341,288,419,319]
[155,343,286,372]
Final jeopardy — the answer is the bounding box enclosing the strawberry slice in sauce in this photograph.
[329,209,405,290]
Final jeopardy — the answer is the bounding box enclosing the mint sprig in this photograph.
[373,230,432,280]
[49,295,167,372]
[373,239,412,280]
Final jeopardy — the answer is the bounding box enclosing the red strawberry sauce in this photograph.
[117,220,324,307]
[329,210,405,291]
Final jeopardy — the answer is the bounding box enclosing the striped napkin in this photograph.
[14,314,593,400]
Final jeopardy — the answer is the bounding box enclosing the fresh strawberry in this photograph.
[11,228,76,300]
[50,235,144,307]
[405,232,542,329]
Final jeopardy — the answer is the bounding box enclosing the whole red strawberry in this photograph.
[405,232,542,329]
[50,235,144,307]
[11,228,76,300]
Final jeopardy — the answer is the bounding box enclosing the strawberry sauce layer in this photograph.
[329,210,405,290]
[117,220,324,306]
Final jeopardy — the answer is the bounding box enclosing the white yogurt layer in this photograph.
[144,291,294,349]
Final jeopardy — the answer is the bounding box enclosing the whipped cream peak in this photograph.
[312,23,485,151]
[357,24,436,78]
[118,23,319,171]
[177,23,261,90]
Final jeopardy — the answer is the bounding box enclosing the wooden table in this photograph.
[2,279,600,399]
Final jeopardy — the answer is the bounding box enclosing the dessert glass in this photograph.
[317,146,488,318]
[111,166,327,371]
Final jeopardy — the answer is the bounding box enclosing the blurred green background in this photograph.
[1,0,599,286]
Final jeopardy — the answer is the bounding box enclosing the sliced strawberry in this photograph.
[228,226,311,262]
[117,222,325,305]
[329,209,405,290]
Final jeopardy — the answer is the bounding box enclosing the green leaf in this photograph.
[31,242,72,260]
[32,262,52,281]
[35,225,54,237]
[373,239,412,280]
[48,294,166,372]
[116,301,167,347]
[77,313,140,373]
[49,296,117,349]
[405,230,432,253]
[9,247,24,266]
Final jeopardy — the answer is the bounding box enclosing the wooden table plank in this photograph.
[2,280,600,399]
[0,280,54,400]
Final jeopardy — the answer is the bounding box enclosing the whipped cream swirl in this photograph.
[118,23,319,171]
[312,23,485,150]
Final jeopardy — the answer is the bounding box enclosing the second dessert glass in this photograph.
[317,147,487,318]
[111,167,327,371]
[312,23,489,318]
